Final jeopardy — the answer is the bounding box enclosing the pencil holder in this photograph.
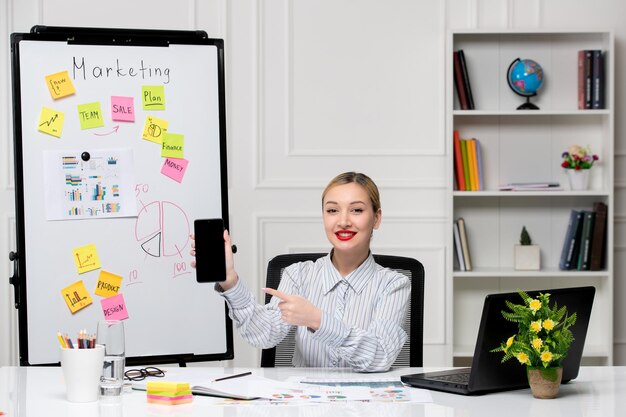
[60,345,105,402]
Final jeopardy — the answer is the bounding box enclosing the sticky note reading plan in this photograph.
[142,116,168,144]
[111,96,135,122]
[72,244,101,274]
[38,107,65,137]
[45,70,76,99]
[161,158,189,183]
[142,85,165,110]
[161,133,184,158]
[101,293,129,321]
[94,270,123,297]
[61,280,93,314]
[77,102,105,130]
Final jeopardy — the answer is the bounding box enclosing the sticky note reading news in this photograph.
[45,70,76,99]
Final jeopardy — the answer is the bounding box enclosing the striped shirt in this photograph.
[218,253,410,372]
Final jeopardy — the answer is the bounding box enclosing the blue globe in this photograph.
[507,58,544,97]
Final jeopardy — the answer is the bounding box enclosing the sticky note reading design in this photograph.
[77,102,105,130]
[111,96,135,122]
[142,116,168,144]
[142,85,165,110]
[161,158,189,183]
[72,244,102,274]
[38,107,65,137]
[45,70,76,99]
[94,270,123,297]
[161,133,184,158]
[101,293,129,321]
[61,280,93,314]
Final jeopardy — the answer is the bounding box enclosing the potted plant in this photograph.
[561,144,599,191]
[491,291,577,399]
[514,226,540,270]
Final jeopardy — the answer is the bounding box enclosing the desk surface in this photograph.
[1,366,624,417]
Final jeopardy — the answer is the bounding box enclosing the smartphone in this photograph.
[194,218,226,283]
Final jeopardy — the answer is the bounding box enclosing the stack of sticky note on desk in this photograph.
[146,381,193,405]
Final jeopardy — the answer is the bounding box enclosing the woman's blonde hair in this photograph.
[321,172,381,212]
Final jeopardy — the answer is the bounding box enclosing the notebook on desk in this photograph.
[401,286,595,395]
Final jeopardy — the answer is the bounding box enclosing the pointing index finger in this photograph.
[262,287,290,301]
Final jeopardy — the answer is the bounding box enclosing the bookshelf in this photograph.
[447,30,614,366]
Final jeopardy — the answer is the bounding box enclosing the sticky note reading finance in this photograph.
[101,293,129,321]
[72,244,101,274]
[77,102,105,130]
[161,158,189,183]
[161,133,184,158]
[38,107,65,137]
[94,270,123,297]
[45,70,76,99]
[61,280,93,314]
[142,85,165,110]
[142,116,168,144]
[111,96,135,122]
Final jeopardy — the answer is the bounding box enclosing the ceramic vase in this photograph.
[514,245,540,270]
[527,367,563,399]
[567,169,590,191]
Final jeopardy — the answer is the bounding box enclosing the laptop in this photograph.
[401,286,595,395]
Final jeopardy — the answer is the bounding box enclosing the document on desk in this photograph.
[133,374,270,400]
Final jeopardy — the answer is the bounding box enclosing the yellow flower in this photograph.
[532,337,543,350]
[529,299,541,313]
[541,350,553,364]
[530,320,542,333]
[516,352,529,365]
[504,335,515,353]
[543,319,555,331]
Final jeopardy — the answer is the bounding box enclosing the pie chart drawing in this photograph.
[135,200,190,258]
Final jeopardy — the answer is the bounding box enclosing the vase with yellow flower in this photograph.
[491,291,577,399]
[561,145,599,191]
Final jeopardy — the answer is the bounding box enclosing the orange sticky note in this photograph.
[61,280,93,313]
[37,107,65,137]
[45,70,76,99]
[72,244,101,274]
[142,116,168,144]
[94,271,123,297]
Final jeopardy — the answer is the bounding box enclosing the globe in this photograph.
[507,58,544,110]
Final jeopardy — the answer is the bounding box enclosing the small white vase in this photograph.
[567,169,590,191]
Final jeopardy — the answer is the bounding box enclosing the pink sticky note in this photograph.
[100,293,129,321]
[110,96,135,122]
[161,158,189,183]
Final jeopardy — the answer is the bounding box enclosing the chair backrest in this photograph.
[260,253,424,368]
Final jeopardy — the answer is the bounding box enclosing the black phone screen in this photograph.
[194,218,226,282]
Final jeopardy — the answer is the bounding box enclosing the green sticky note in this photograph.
[142,85,165,110]
[161,133,184,158]
[77,102,105,130]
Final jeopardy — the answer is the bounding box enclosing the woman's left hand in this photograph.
[262,288,322,331]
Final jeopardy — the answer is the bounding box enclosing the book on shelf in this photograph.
[457,50,475,110]
[474,139,484,191]
[453,220,466,271]
[453,130,466,191]
[457,217,472,271]
[592,50,605,109]
[577,210,595,271]
[559,210,584,270]
[466,139,478,191]
[460,138,472,191]
[453,51,470,110]
[577,50,585,110]
[589,201,608,271]
[578,49,605,110]
[498,182,562,191]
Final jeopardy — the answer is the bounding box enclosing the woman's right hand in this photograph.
[189,229,239,291]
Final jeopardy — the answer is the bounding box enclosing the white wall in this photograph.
[1,0,624,367]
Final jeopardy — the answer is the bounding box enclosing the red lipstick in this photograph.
[335,230,356,241]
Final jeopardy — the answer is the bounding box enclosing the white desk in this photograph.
[1,366,624,416]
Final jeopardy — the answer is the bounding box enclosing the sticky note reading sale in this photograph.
[94,270,123,297]
[61,280,93,314]
[37,107,65,137]
[77,102,105,130]
[101,293,129,321]
[111,96,135,122]
[142,85,165,110]
[161,158,189,183]
[161,133,184,158]
[72,244,101,274]
[45,70,76,99]
[142,116,168,144]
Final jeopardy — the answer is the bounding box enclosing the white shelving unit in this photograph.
[447,30,614,366]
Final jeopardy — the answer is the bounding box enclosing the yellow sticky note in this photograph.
[94,270,123,297]
[142,85,165,110]
[72,244,101,274]
[37,107,65,137]
[142,116,168,144]
[77,102,105,130]
[161,133,184,158]
[61,280,93,313]
[45,70,76,99]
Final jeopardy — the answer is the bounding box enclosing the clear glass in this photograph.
[97,320,125,396]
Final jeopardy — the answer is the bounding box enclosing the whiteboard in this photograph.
[11,28,232,365]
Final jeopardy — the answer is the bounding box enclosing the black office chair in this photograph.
[260,253,424,368]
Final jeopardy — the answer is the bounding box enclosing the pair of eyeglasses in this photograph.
[124,367,166,381]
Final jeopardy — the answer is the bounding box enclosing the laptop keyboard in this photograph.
[427,372,470,385]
